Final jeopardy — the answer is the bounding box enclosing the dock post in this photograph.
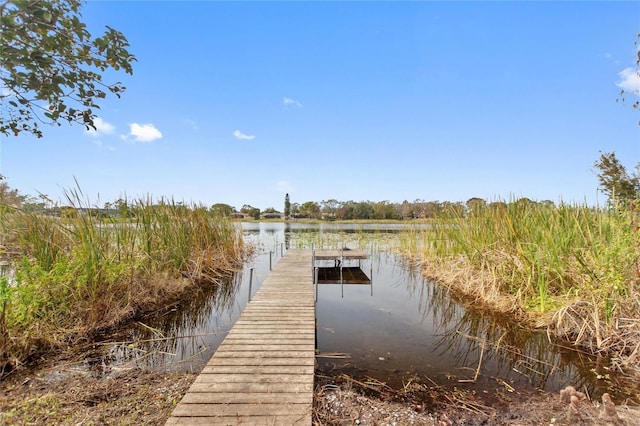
[311,244,315,279]
[370,260,373,296]
[248,267,254,302]
[340,246,344,298]
[314,267,319,302]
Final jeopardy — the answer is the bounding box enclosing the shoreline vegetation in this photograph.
[399,200,640,378]
[0,190,249,375]
[1,198,638,377]
[253,200,640,379]
[1,188,640,423]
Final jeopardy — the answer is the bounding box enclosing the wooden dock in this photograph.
[166,249,315,425]
[312,248,370,262]
[166,248,369,425]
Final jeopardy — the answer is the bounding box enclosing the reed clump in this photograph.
[401,199,640,371]
[0,190,248,374]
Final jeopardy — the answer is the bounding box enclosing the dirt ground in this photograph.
[2,356,640,426]
[0,360,194,425]
[313,374,640,425]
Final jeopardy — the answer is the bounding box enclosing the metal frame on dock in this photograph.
[312,245,372,300]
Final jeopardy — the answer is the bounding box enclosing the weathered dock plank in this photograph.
[200,365,314,374]
[171,403,309,417]
[313,248,370,260]
[184,382,314,394]
[207,353,315,365]
[166,415,309,426]
[179,392,310,404]
[166,249,314,425]
[193,374,312,384]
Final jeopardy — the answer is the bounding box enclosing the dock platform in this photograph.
[313,248,370,261]
[166,249,315,425]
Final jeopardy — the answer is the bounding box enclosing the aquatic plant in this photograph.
[0,188,248,374]
[400,199,640,370]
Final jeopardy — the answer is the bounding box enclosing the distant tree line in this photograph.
[225,151,639,220]
[1,152,637,219]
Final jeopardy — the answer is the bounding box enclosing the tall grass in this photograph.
[0,190,248,374]
[401,200,640,368]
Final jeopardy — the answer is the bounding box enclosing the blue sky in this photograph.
[2,1,639,210]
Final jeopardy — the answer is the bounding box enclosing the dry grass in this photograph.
[313,374,444,425]
[0,196,249,375]
[3,355,640,426]
[403,201,640,375]
[416,254,533,324]
[314,374,640,426]
[418,253,640,376]
[0,366,195,426]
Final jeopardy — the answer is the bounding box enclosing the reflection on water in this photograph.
[102,222,638,403]
[316,249,637,402]
[105,272,243,372]
[103,233,281,373]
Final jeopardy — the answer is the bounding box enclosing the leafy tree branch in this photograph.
[0,0,135,138]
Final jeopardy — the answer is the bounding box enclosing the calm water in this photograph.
[102,222,638,403]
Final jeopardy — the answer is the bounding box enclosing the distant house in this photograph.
[261,212,284,219]
[231,212,248,219]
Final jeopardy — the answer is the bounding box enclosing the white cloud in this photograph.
[616,67,640,95]
[129,123,162,142]
[233,130,255,140]
[85,117,115,137]
[283,97,303,108]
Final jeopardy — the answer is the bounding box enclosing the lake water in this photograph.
[103,221,638,404]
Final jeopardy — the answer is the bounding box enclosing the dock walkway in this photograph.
[166,248,370,425]
[166,249,315,425]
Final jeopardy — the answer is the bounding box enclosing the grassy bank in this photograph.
[0,193,248,374]
[400,200,640,372]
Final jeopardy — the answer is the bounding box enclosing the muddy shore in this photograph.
[2,355,639,426]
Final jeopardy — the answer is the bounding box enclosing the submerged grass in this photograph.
[0,189,248,374]
[401,200,640,371]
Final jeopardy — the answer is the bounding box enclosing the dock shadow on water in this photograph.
[101,222,639,405]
